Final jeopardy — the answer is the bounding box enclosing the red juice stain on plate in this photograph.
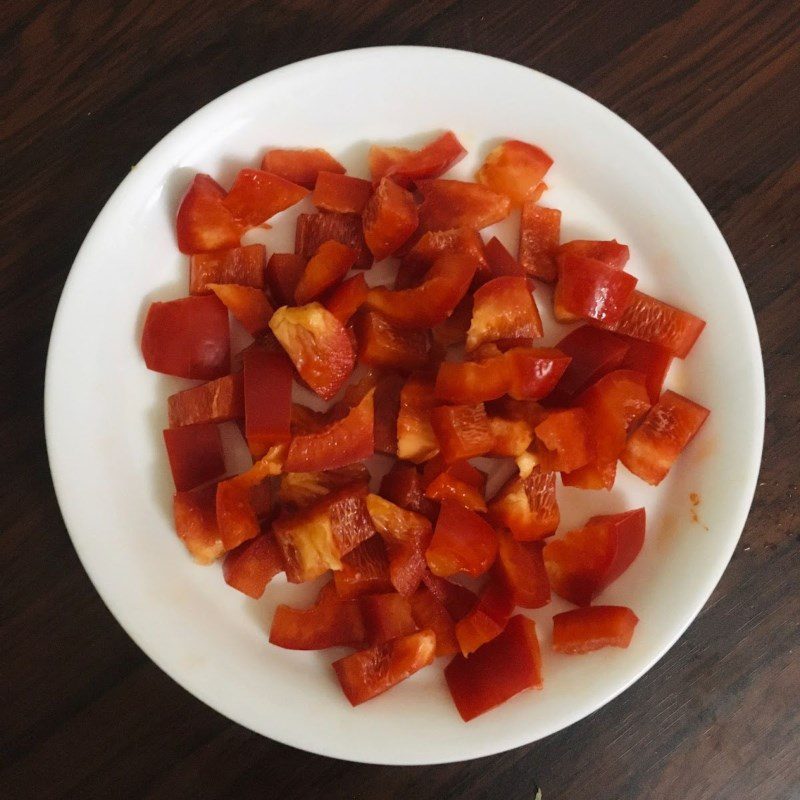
[689,492,708,530]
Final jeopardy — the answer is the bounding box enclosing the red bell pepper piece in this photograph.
[598,290,706,358]
[168,373,244,427]
[366,253,477,329]
[366,494,434,596]
[362,177,419,260]
[421,572,477,621]
[368,145,410,183]
[430,403,494,463]
[434,354,510,404]
[410,587,459,656]
[222,168,307,227]
[243,348,292,454]
[475,140,553,206]
[261,148,345,189]
[361,593,418,645]
[557,239,630,270]
[162,423,224,491]
[494,533,550,608]
[377,131,467,186]
[214,473,268,553]
[467,276,543,352]
[483,236,525,279]
[333,629,436,706]
[273,484,375,582]
[312,171,373,214]
[424,467,487,512]
[533,408,594,473]
[426,500,498,578]
[554,254,638,325]
[552,606,639,654]
[621,390,709,485]
[269,302,355,400]
[355,310,431,372]
[397,374,440,464]
[546,325,630,406]
[222,530,284,598]
[544,507,646,606]
[455,578,514,656]
[176,174,244,254]
[431,296,473,350]
[278,463,369,509]
[417,179,511,232]
[208,284,273,336]
[189,243,266,295]
[294,240,357,305]
[504,347,572,401]
[402,228,488,286]
[342,370,404,455]
[519,202,561,281]
[422,456,485,490]
[266,252,307,306]
[284,389,374,472]
[334,535,394,600]
[295,211,373,270]
[445,615,543,721]
[142,294,230,380]
[324,273,368,323]
[173,483,224,564]
[619,337,673,403]
[488,468,559,541]
[380,462,437,520]
[486,414,534,457]
[270,582,366,650]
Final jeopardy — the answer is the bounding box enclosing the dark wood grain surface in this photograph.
[2,1,798,798]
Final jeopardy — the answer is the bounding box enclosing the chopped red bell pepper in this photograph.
[366,253,477,329]
[366,494,433,596]
[397,374,440,464]
[168,372,244,427]
[430,403,494,463]
[421,572,477,621]
[284,389,374,472]
[402,228,488,286]
[619,337,673,404]
[488,468,559,541]
[431,296,473,350]
[544,507,646,606]
[215,473,267,552]
[312,171,373,214]
[519,202,561,281]
[546,325,630,406]
[176,174,244,254]
[426,500,498,578]
[273,483,375,582]
[324,273,369,323]
[380,462,437,520]
[621,390,709,485]
[270,581,366,650]
[173,483,224,564]
[424,466,487,512]
[243,347,292,454]
[261,148,345,189]
[504,347,572,401]
[294,240,357,305]
[361,593,418,645]
[278,463,369,509]
[162,423,224,491]
[598,290,706,358]
[417,179,511,232]
[467,276,543,352]
[362,177,419,260]
[265,252,307,306]
[421,455,485,490]
[269,302,355,400]
[222,168,308,227]
[189,243,266,295]
[434,354,510,404]
[533,408,594,473]
[222,530,284,598]
[355,310,431,372]
[368,144,411,184]
[445,615,543,721]
[342,370,404,455]
[295,211,373,270]
[455,578,514,656]
[208,284,273,336]
[483,236,525,279]
[142,294,230,380]
[554,254,638,325]
[410,587,459,656]
[494,532,550,608]
[476,140,553,206]
[333,629,436,706]
[552,606,639,654]
[486,414,534,457]
[334,535,394,599]
[557,239,630,270]
[377,131,467,186]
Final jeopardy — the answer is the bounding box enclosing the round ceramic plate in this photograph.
[45,46,764,764]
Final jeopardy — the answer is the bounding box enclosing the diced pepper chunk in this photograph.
[168,373,244,427]
[557,239,630,270]
[294,240,357,305]
[261,148,345,189]
[266,253,307,306]
[177,174,244,254]
[324,273,368,323]
[489,469,559,541]
[467,276,542,351]
[455,578,514,656]
[430,403,494,463]
[222,530,284,598]
[432,296,473,350]
[163,423,224,491]
[278,463,369,510]
[244,348,293,453]
[483,236,525,279]
[402,228,488,285]
[397,374,440,464]
[519,202,561,281]
[504,347,572,401]
[361,593,418,645]
[486,414,534,457]
[142,294,230,380]
[312,171,373,214]
[296,212,373,270]
[355,310,431,372]
[342,370,404,455]
[494,533,550,608]
[362,177,419,260]
[173,483,224,564]
[222,168,307,227]
[424,466,487,512]
[190,243,267,295]
[434,355,510,404]
[269,302,355,400]
[417,179,511,232]
[476,140,553,206]
[333,629,436,706]
[445,615,543,721]
[377,131,467,186]
[368,145,411,184]
[334,536,394,599]
[621,390,709,485]
[426,500,498,578]
[534,408,594,473]
[410,588,459,656]
[380,462,437,519]
[544,508,646,606]
[422,572,477,621]
[552,606,639,654]
[619,337,673,404]
[208,284,273,335]
[215,473,266,552]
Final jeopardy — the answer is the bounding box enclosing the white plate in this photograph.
[45,46,764,764]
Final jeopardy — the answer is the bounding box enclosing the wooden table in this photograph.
[2,1,798,797]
